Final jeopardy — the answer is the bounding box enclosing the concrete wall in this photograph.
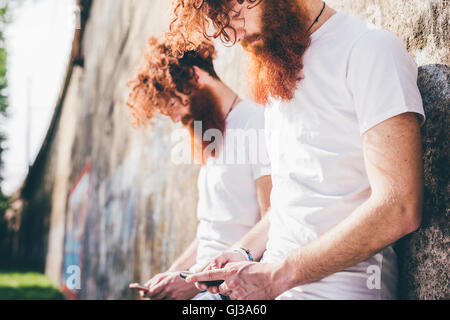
[42,0,248,299]
[11,0,448,299]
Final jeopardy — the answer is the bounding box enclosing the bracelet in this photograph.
[233,247,254,261]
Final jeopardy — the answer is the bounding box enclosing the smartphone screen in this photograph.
[179,272,224,287]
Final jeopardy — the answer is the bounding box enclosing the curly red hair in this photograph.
[126,36,217,128]
[170,0,311,105]
[170,0,263,51]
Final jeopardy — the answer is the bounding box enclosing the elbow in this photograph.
[373,186,424,237]
[404,213,421,235]
[398,204,422,236]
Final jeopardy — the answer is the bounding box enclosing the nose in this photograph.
[236,28,246,43]
[170,113,182,123]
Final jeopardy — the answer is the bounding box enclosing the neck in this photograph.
[301,0,337,34]
[208,79,241,119]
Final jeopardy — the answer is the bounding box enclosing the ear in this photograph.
[192,66,210,88]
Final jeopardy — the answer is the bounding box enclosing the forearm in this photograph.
[274,197,419,290]
[234,213,271,261]
[168,238,199,272]
[274,113,424,293]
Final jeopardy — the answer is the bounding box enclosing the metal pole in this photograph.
[26,76,31,170]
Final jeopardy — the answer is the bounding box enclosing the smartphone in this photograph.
[129,283,149,292]
[179,271,224,287]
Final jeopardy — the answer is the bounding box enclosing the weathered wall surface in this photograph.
[10,0,448,299]
[42,0,247,300]
[400,64,449,300]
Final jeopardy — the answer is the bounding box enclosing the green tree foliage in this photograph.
[0,1,10,255]
[0,1,9,188]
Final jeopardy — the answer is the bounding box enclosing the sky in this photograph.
[2,0,75,195]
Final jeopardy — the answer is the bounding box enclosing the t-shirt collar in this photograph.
[310,11,343,42]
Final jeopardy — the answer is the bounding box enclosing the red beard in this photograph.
[241,1,312,105]
[182,86,226,164]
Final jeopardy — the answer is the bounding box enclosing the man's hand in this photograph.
[140,271,199,300]
[202,250,250,271]
[195,250,250,293]
[186,261,288,300]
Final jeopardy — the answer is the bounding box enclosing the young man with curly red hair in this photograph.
[126,37,272,300]
[172,0,426,300]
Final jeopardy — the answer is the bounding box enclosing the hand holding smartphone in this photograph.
[129,283,149,292]
[179,271,224,287]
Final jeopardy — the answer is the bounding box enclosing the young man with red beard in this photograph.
[172,1,426,300]
[126,37,272,300]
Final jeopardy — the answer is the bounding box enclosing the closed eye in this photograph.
[231,9,241,19]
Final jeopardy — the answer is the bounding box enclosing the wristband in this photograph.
[233,247,254,261]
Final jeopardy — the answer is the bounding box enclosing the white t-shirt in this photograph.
[262,11,425,299]
[193,100,271,271]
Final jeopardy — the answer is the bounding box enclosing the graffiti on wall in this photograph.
[83,146,143,299]
[61,162,91,299]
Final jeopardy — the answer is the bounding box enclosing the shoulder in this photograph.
[350,28,411,60]
[360,27,401,45]
[242,100,266,130]
[346,27,417,77]
[329,10,408,58]
[230,100,266,130]
[330,11,386,46]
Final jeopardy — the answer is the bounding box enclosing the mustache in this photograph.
[241,33,263,50]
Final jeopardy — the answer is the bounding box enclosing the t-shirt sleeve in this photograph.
[346,29,426,135]
[245,107,271,181]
